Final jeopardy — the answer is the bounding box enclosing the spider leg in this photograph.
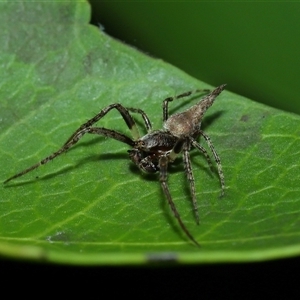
[190,136,214,173]
[64,103,141,146]
[191,132,225,197]
[168,138,200,223]
[182,139,200,225]
[159,155,200,247]
[167,136,200,219]
[85,127,135,146]
[4,127,134,184]
[162,89,210,122]
[4,103,141,184]
[126,107,152,132]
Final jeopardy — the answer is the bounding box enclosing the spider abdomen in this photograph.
[164,111,196,138]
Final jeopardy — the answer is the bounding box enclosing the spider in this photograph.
[4,84,226,247]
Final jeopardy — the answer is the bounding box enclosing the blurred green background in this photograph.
[89,1,300,114]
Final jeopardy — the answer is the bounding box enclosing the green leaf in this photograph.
[1,0,300,265]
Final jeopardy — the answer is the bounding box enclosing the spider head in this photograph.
[128,131,178,174]
[128,149,159,173]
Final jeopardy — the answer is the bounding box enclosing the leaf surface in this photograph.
[1,0,300,265]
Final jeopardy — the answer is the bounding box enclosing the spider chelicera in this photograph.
[4,84,226,247]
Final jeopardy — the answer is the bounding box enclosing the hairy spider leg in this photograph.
[126,107,152,132]
[182,138,200,225]
[191,132,225,197]
[162,89,211,122]
[167,136,216,225]
[63,103,141,146]
[159,155,200,247]
[190,135,214,172]
[4,104,143,184]
[4,129,134,184]
[162,85,226,229]
[162,137,201,240]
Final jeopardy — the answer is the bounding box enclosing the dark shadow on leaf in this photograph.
[128,164,158,182]
[158,188,196,246]
[189,152,215,179]
[3,151,130,187]
[36,152,129,181]
[201,111,224,129]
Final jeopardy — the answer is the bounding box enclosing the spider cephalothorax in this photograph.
[4,84,226,246]
[128,131,178,173]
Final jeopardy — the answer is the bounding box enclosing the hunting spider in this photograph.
[4,84,226,246]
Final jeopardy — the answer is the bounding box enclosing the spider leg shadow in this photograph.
[192,110,225,177]
[129,159,199,243]
[201,110,224,129]
[158,188,195,244]
[128,164,158,181]
[189,152,215,178]
[128,157,185,181]
[4,137,129,186]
